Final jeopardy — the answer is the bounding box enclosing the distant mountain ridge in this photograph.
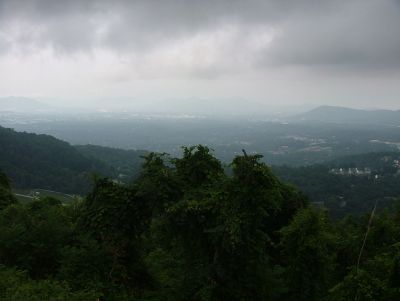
[0,97,54,113]
[293,105,400,125]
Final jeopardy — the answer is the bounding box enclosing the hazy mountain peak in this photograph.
[293,105,400,125]
[0,97,54,113]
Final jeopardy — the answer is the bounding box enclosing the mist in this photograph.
[1,0,400,110]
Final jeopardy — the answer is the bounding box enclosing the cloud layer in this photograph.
[1,0,400,108]
[2,0,400,73]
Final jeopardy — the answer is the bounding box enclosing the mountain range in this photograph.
[292,105,400,125]
[0,97,55,113]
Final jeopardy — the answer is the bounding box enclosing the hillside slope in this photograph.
[0,126,114,193]
[273,151,400,217]
[75,144,146,180]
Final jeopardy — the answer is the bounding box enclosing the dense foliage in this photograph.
[274,152,400,217]
[75,144,146,181]
[0,170,16,209]
[1,146,400,300]
[0,126,114,193]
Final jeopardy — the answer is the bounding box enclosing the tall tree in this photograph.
[280,208,335,301]
[81,178,153,291]
[0,170,16,210]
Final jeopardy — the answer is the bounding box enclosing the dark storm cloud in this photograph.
[264,0,400,73]
[0,0,302,52]
[1,0,400,74]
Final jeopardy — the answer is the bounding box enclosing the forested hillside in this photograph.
[274,152,400,217]
[0,126,114,193]
[75,144,146,181]
[0,169,16,209]
[1,146,400,300]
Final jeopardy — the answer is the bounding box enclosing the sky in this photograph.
[0,0,400,110]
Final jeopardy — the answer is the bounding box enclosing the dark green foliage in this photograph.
[273,152,400,218]
[0,126,114,193]
[173,145,224,187]
[1,145,400,300]
[134,152,182,212]
[144,148,307,301]
[0,197,72,278]
[75,144,147,181]
[0,171,10,189]
[329,268,386,301]
[280,208,335,301]
[0,170,16,209]
[80,178,153,291]
[211,154,289,301]
[0,266,97,301]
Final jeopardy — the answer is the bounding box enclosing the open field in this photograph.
[13,189,78,204]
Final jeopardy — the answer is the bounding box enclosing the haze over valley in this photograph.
[2,97,399,165]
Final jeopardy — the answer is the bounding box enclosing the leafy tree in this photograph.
[329,268,385,301]
[157,151,302,300]
[134,152,182,213]
[0,197,72,278]
[0,170,16,210]
[173,145,224,188]
[80,177,153,292]
[57,234,112,292]
[2,144,400,300]
[212,153,288,301]
[280,208,335,301]
[333,215,362,280]
[153,146,226,300]
[0,266,96,301]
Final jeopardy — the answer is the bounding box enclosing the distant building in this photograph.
[330,167,372,176]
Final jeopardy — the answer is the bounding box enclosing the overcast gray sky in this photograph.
[1,0,400,110]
